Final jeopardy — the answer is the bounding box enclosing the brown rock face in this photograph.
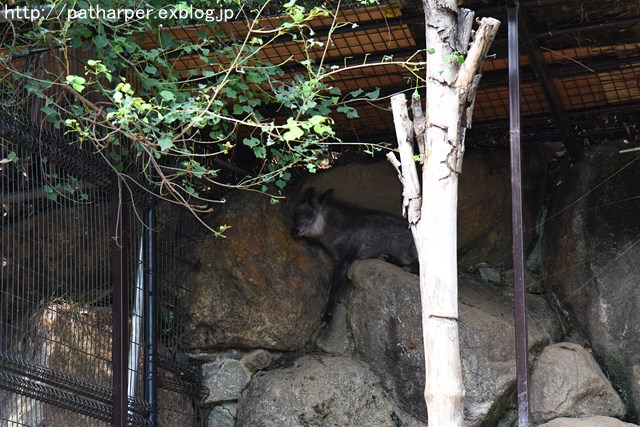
[185,190,331,351]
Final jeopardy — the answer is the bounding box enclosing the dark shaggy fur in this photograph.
[291,187,418,322]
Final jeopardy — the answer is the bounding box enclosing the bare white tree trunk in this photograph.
[388,2,500,425]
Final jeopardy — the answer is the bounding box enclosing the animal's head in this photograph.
[291,187,333,238]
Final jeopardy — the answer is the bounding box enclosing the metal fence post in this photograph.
[508,3,531,426]
[144,203,158,425]
[112,177,129,427]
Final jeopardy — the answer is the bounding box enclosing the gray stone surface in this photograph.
[207,403,237,427]
[538,416,637,427]
[199,349,282,407]
[530,342,625,424]
[347,259,562,425]
[478,264,502,284]
[236,354,400,427]
[240,349,277,373]
[202,358,252,404]
[544,143,640,418]
[316,290,355,355]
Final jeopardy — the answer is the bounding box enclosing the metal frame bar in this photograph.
[111,177,129,427]
[508,4,531,426]
[144,205,158,426]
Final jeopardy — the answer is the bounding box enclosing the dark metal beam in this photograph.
[519,5,582,157]
[508,6,531,426]
[533,15,640,38]
[479,50,640,88]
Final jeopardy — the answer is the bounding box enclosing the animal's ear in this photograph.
[318,189,334,204]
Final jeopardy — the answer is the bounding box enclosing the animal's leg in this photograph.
[323,258,352,324]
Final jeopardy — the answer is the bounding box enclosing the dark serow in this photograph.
[291,187,418,323]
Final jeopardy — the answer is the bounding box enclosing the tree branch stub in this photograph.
[455,8,475,54]
[410,96,426,164]
[456,17,501,90]
[390,93,422,225]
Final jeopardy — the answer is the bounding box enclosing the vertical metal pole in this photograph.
[128,238,145,417]
[508,4,531,427]
[111,177,129,427]
[144,204,158,425]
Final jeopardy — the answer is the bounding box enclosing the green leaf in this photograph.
[246,72,263,83]
[223,86,237,98]
[184,185,198,196]
[233,103,245,115]
[7,151,18,162]
[337,105,359,119]
[43,185,57,201]
[313,123,334,136]
[94,35,108,49]
[66,75,86,93]
[365,88,380,99]
[283,117,304,142]
[253,146,267,159]
[159,90,175,101]
[41,105,57,117]
[243,137,260,148]
[158,137,174,152]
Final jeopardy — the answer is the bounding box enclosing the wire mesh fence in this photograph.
[0,10,208,424]
[1,137,116,426]
[0,108,205,426]
[1,1,638,425]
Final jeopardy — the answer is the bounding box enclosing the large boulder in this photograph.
[303,150,546,269]
[185,190,331,351]
[236,354,401,427]
[544,143,640,417]
[530,342,626,424]
[346,259,561,425]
